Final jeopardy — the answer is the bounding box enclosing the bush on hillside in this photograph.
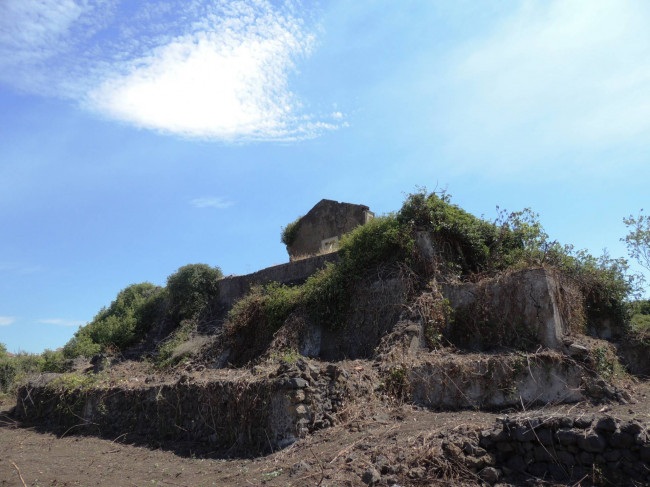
[166,264,223,321]
[63,282,164,358]
[0,345,57,393]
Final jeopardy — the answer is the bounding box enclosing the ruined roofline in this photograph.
[310,198,370,212]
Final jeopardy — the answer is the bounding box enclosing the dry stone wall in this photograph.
[470,414,650,485]
[14,360,350,455]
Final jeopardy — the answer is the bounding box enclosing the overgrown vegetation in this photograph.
[61,263,222,361]
[0,343,66,394]
[155,319,197,368]
[33,189,641,371]
[228,189,638,346]
[625,299,650,346]
[227,216,413,343]
[63,282,164,358]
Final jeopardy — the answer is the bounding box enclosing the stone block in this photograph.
[577,431,607,453]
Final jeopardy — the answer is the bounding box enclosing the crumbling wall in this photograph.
[217,252,340,308]
[287,199,373,260]
[441,268,583,351]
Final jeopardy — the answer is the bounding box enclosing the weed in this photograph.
[589,346,626,380]
[155,320,197,368]
[260,468,283,481]
[383,366,410,400]
[271,348,300,364]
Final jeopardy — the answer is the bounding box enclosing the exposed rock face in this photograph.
[286,199,373,260]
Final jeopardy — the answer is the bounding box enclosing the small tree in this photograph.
[622,210,650,274]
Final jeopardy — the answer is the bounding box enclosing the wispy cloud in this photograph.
[0,262,43,275]
[0,0,85,61]
[38,318,85,327]
[0,0,342,141]
[440,0,650,170]
[189,197,234,209]
[0,317,16,327]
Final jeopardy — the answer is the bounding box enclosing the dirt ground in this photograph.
[1,378,649,487]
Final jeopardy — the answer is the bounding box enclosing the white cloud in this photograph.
[441,0,650,167]
[0,0,341,141]
[189,197,234,209]
[0,317,16,327]
[38,318,85,327]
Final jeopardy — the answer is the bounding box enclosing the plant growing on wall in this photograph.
[281,216,302,246]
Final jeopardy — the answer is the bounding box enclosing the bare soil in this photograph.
[2,379,649,487]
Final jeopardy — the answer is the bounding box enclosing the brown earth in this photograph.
[2,378,649,487]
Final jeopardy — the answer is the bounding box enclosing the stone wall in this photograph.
[14,360,350,455]
[217,252,340,308]
[465,414,650,484]
[286,199,372,260]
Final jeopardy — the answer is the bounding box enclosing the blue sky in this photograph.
[1,0,649,353]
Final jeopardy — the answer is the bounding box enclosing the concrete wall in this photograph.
[441,268,573,351]
[217,252,340,308]
[407,352,584,410]
[287,199,372,260]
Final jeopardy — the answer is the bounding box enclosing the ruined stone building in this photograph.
[285,199,374,260]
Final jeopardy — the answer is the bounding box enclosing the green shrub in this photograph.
[39,349,66,373]
[63,282,164,358]
[627,299,650,343]
[0,352,16,393]
[281,216,302,246]
[0,348,45,393]
[166,264,222,321]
